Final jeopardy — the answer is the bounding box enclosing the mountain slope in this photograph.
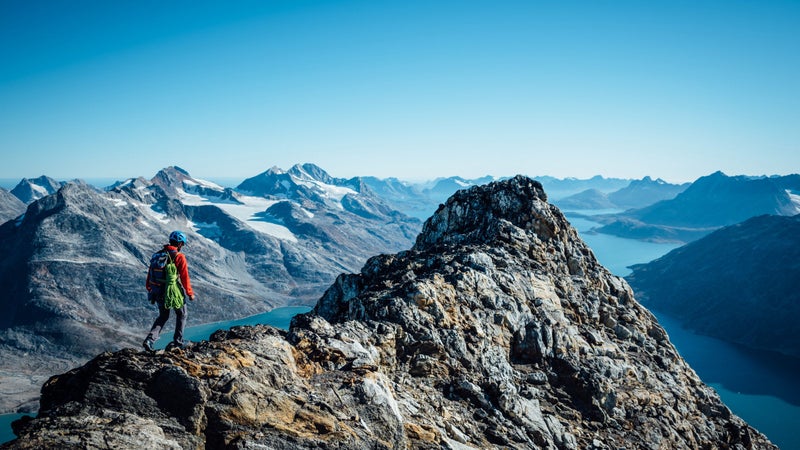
[607,176,689,209]
[552,188,616,210]
[0,165,419,413]
[4,176,774,449]
[595,171,800,242]
[626,214,800,358]
[0,188,25,223]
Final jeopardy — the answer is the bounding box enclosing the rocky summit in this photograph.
[4,176,774,449]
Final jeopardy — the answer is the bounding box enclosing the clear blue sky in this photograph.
[1,0,798,183]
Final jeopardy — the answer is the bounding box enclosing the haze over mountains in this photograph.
[554,177,690,210]
[590,171,800,243]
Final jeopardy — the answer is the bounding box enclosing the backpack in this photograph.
[148,250,185,310]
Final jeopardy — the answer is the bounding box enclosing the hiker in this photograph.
[142,230,196,352]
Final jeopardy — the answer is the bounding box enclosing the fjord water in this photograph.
[566,211,800,450]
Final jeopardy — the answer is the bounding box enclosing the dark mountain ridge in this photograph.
[593,171,800,243]
[626,213,800,359]
[0,188,25,223]
[3,176,774,449]
[555,176,688,211]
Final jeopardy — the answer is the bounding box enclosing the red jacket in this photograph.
[146,245,194,298]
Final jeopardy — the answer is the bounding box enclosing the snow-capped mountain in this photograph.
[0,164,420,413]
[10,175,63,204]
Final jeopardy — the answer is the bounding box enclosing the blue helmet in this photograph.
[169,230,187,245]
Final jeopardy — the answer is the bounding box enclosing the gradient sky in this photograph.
[1,0,798,183]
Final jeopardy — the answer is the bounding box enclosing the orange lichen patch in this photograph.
[168,355,210,378]
[404,422,440,443]
[293,408,336,434]
[225,391,297,427]
[292,347,322,378]
[213,347,256,369]
[167,345,256,378]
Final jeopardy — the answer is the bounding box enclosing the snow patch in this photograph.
[31,184,48,197]
[180,188,298,242]
[294,178,357,202]
[104,196,128,207]
[189,220,223,241]
[182,177,224,190]
[146,205,171,224]
[788,190,800,213]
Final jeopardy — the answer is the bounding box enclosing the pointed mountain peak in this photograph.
[414,175,557,251]
[288,163,333,184]
[10,175,63,204]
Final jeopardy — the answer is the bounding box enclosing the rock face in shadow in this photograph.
[3,176,775,449]
[0,188,25,223]
[627,214,800,358]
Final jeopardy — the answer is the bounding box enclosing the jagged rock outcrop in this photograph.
[4,176,774,449]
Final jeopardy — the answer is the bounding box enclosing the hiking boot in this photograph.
[142,339,155,353]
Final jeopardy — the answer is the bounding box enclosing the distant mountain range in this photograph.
[626,214,800,359]
[0,164,419,413]
[361,174,634,219]
[554,176,690,210]
[589,171,800,243]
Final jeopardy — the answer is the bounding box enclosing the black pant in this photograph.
[146,301,187,345]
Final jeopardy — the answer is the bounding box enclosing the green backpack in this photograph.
[163,253,185,310]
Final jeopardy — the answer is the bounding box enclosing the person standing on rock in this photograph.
[142,230,196,352]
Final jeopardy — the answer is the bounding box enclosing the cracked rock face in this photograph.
[4,176,775,449]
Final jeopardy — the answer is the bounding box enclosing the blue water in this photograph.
[152,305,311,349]
[0,305,312,445]
[654,313,800,450]
[567,215,681,276]
[565,211,800,450]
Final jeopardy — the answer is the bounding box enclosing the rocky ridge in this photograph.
[4,176,774,449]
